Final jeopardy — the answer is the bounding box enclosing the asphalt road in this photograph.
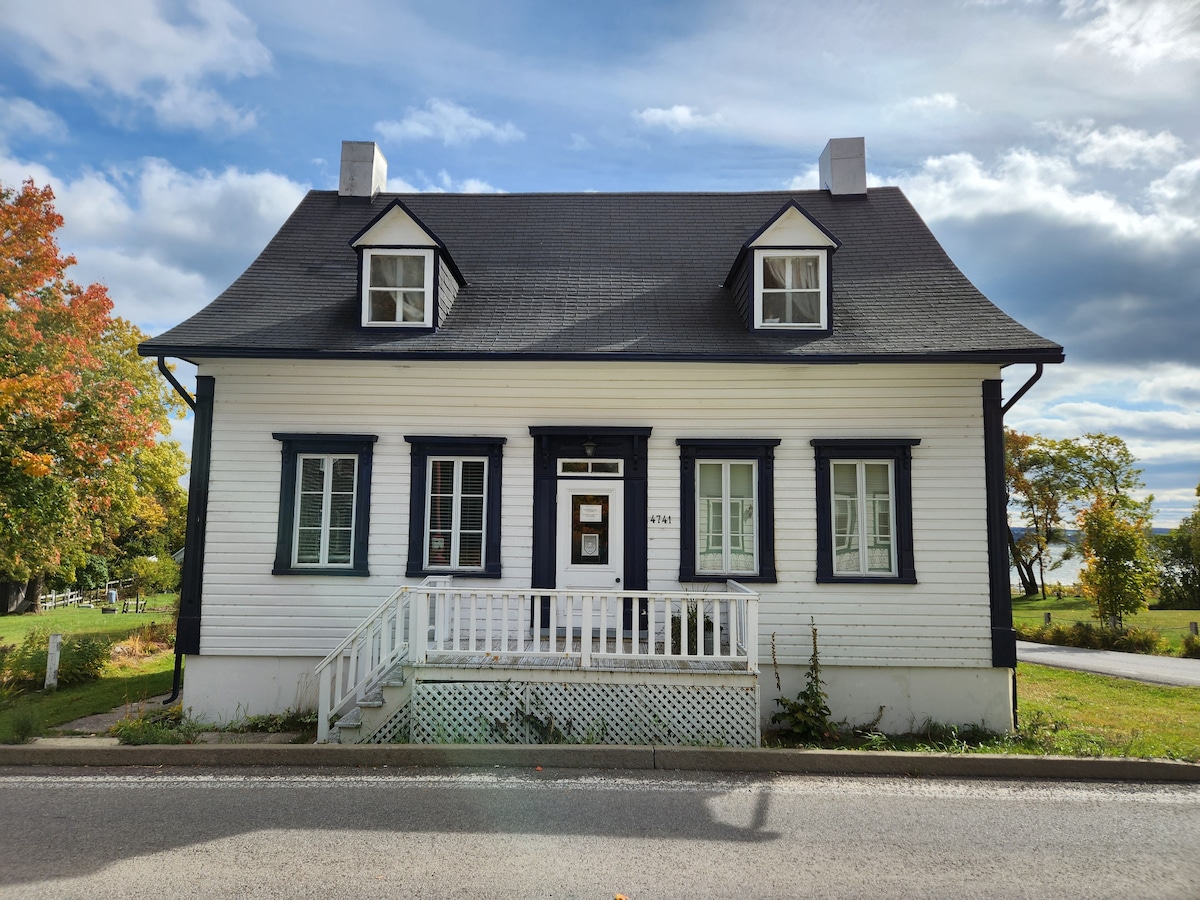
[1,767,1197,899]
[1017,640,1200,686]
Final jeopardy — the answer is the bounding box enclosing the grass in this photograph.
[0,595,178,646]
[0,651,175,742]
[1011,662,1200,761]
[1012,593,1200,652]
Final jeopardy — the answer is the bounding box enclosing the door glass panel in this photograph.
[571,494,609,565]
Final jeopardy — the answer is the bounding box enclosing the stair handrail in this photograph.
[315,584,412,743]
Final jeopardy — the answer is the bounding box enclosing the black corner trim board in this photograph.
[272,433,378,577]
[983,380,1017,668]
[176,376,215,654]
[810,438,920,585]
[676,439,780,583]
[404,436,506,578]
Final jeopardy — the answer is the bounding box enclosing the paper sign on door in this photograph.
[578,504,603,523]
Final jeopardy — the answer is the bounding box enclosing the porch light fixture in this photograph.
[582,439,598,458]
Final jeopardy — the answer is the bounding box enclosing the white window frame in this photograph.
[292,453,358,568]
[753,248,827,330]
[830,459,897,577]
[361,248,435,328]
[695,459,759,576]
[423,456,488,571]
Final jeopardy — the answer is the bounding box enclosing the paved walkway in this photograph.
[1017,640,1200,687]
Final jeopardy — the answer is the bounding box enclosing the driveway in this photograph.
[1017,640,1200,687]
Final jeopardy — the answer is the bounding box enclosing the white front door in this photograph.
[556,479,624,590]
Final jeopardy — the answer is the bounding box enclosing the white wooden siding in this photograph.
[196,359,1001,668]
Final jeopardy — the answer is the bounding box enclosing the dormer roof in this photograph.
[349,198,465,287]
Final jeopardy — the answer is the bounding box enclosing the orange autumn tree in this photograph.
[0,180,182,613]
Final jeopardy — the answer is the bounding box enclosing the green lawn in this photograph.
[0,651,176,742]
[1013,662,1200,761]
[0,596,177,646]
[1012,593,1200,651]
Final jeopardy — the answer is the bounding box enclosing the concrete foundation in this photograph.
[767,664,1015,734]
[183,655,320,724]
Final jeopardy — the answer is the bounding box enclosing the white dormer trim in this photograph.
[748,205,838,249]
[351,204,440,249]
[752,248,829,330]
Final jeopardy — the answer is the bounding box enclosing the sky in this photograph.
[0,0,1197,525]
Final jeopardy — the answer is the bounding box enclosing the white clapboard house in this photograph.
[140,139,1062,745]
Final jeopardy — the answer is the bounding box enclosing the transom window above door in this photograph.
[558,459,623,476]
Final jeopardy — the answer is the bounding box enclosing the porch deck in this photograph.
[315,579,761,744]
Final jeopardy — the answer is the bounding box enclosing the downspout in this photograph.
[985,363,1044,729]
[157,359,214,705]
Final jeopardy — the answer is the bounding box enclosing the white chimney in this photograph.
[818,137,867,196]
[339,141,388,198]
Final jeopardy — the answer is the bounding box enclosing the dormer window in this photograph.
[756,250,826,328]
[362,248,434,328]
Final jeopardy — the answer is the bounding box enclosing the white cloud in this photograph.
[0,96,67,143]
[894,92,966,114]
[385,170,504,194]
[633,105,724,133]
[1004,361,1200,525]
[1,151,307,330]
[898,146,1200,246]
[375,100,524,146]
[1045,120,1184,169]
[1062,0,1200,69]
[1,0,270,131]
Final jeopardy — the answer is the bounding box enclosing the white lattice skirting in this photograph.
[366,680,759,747]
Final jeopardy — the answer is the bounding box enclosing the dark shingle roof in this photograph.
[139,187,1064,364]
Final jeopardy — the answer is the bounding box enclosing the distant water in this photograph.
[1010,542,1084,590]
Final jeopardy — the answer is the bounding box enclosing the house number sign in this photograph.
[648,515,672,524]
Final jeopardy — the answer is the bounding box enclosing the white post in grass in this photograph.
[44,633,63,690]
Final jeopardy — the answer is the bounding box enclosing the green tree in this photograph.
[0,180,183,613]
[1006,430,1085,598]
[1155,482,1200,610]
[1077,493,1157,626]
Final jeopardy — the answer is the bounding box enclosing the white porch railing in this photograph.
[315,578,758,743]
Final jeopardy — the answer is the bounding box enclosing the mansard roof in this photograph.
[139,187,1063,365]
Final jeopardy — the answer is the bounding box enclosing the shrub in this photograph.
[0,627,112,687]
[1015,620,1166,655]
[771,621,836,744]
[111,704,200,745]
[1181,635,1200,660]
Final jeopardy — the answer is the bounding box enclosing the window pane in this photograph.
[300,458,324,492]
[832,463,860,573]
[427,531,450,566]
[864,463,893,573]
[459,496,484,531]
[430,460,454,494]
[591,461,619,474]
[698,462,723,499]
[298,493,323,528]
[729,463,754,499]
[329,494,354,530]
[791,256,819,290]
[400,290,425,322]
[331,458,356,492]
[460,460,485,495]
[761,293,786,323]
[458,533,483,567]
[399,255,425,287]
[762,256,787,289]
[370,255,401,287]
[370,290,398,322]
[296,528,321,564]
[327,529,351,564]
[788,291,820,324]
[429,495,453,530]
[561,461,588,473]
